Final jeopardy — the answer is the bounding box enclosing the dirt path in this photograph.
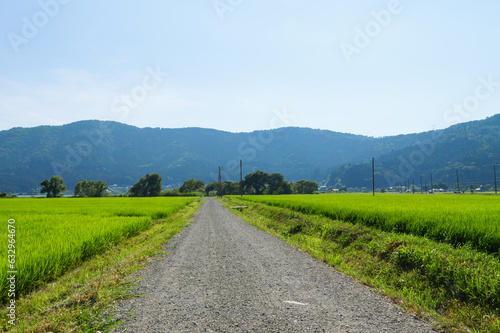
[112,198,436,332]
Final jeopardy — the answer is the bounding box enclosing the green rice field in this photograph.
[0,197,194,302]
[239,194,500,254]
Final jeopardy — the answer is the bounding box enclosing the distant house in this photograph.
[318,186,327,193]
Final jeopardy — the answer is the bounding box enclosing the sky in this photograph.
[1,0,499,137]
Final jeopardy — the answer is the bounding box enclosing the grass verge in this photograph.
[0,199,202,332]
[220,197,500,333]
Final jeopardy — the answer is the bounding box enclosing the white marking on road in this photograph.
[284,300,308,306]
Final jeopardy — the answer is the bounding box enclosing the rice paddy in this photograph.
[239,194,500,254]
[0,197,194,302]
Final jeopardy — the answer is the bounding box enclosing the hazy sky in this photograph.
[1,1,499,137]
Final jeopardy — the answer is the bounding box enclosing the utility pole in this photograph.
[240,160,243,197]
[372,157,375,196]
[412,177,415,194]
[456,169,460,192]
[420,175,423,194]
[430,173,433,192]
[218,166,222,198]
[494,164,497,195]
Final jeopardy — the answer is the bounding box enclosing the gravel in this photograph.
[112,198,437,332]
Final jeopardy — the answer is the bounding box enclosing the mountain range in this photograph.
[327,115,500,190]
[1,115,499,194]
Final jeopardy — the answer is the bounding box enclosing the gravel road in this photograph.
[112,198,437,332]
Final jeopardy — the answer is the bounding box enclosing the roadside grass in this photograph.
[0,199,202,332]
[221,197,500,333]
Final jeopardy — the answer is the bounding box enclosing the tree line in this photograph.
[38,176,109,198]
[203,171,318,196]
[36,170,318,198]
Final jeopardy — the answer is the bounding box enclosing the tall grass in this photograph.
[239,194,500,254]
[0,197,194,302]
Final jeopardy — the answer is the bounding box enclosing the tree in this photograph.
[204,181,219,196]
[222,181,240,195]
[203,181,243,196]
[179,179,205,193]
[267,173,292,195]
[40,176,67,198]
[0,192,7,198]
[129,173,162,197]
[294,180,318,194]
[243,171,292,195]
[244,171,270,195]
[339,185,348,193]
[241,171,292,195]
[74,180,108,197]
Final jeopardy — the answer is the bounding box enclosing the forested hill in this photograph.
[0,120,418,194]
[1,115,499,194]
[326,114,500,190]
